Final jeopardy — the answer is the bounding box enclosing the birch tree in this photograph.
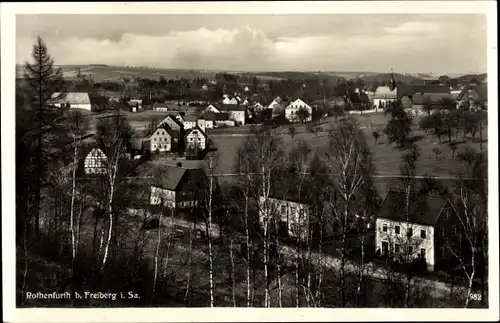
[240,125,285,307]
[322,117,372,307]
[96,113,132,272]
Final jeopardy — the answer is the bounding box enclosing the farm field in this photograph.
[209,113,488,181]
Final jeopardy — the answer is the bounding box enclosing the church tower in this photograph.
[388,68,397,91]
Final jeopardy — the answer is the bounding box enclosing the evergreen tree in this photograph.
[20,36,68,235]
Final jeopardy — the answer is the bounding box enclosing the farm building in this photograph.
[84,147,108,175]
[149,165,207,210]
[185,126,208,151]
[51,92,92,111]
[149,123,180,153]
[285,98,313,123]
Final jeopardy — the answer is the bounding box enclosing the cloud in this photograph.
[16,15,487,74]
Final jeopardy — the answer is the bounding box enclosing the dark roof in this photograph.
[161,114,184,129]
[396,84,450,99]
[219,103,247,111]
[154,123,179,138]
[152,165,206,191]
[456,84,488,102]
[200,111,229,121]
[184,126,207,139]
[377,190,449,226]
[411,93,456,105]
[90,96,109,106]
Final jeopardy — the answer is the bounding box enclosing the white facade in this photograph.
[184,120,197,130]
[259,196,310,240]
[253,102,265,111]
[155,107,169,112]
[205,104,221,113]
[197,118,214,131]
[52,92,92,111]
[222,97,239,105]
[150,186,176,208]
[84,148,108,175]
[185,128,207,150]
[285,98,313,122]
[226,110,246,125]
[150,128,173,152]
[375,218,435,270]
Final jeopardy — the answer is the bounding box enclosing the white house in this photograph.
[84,147,108,175]
[185,126,208,151]
[149,124,179,152]
[52,92,92,111]
[375,190,461,271]
[220,104,247,125]
[183,115,198,130]
[253,102,265,111]
[259,196,310,240]
[372,86,397,110]
[204,104,222,114]
[222,96,239,105]
[285,98,313,123]
[128,99,143,110]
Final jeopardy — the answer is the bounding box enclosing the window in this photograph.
[395,226,400,234]
[395,244,401,253]
[444,207,450,220]
[440,247,445,258]
[153,144,157,149]
[420,248,426,259]
[407,246,413,255]
[452,225,457,235]
[281,205,286,213]
[420,230,426,239]
[382,223,388,232]
[154,138,157,141]
[441,228,445,237]
[407,228,413,238]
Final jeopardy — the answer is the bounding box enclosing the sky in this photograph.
[16,14,487,74]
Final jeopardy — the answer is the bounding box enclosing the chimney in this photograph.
[176,162,182,167]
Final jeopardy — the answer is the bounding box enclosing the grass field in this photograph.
[210,113,488,180]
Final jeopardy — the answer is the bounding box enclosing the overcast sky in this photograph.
[16,14,487,74]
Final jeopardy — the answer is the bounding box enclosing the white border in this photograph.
[2,1,498,322]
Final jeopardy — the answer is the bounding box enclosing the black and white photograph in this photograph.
[2,1,498,322]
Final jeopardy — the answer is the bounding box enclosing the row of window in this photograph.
[382,224,427,239]
[153,137,170,142]
[152,144,170,149]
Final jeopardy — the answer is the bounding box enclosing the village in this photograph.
[13,12,489,309]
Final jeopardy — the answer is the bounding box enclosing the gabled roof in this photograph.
[150,123,179,139]
[377,190,450,226]
[286,98,312,109]
[219,103,247,111]
[456,84,488,102]
[184,126,208,139]
[184,115,198,122]
[159,114,184,129]
[412,93,456,105]
[396,84,450,99]
[152,166,188,191]
[51,92,91,105]
[200,111,229,121]
[90,96,109,106]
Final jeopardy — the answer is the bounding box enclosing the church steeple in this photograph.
[389,68,397,91]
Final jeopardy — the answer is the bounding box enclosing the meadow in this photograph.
[209,113,488,181]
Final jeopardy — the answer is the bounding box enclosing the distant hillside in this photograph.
[455,73,487,84]
[16,65,219,82]
[358,73,425,85]
[246,71,347,83]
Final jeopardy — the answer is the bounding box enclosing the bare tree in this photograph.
[288,125,297,141]
[68,111,88,275]
[241,125,285,307]
[447,149,488,308]
[322,117,372,307]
